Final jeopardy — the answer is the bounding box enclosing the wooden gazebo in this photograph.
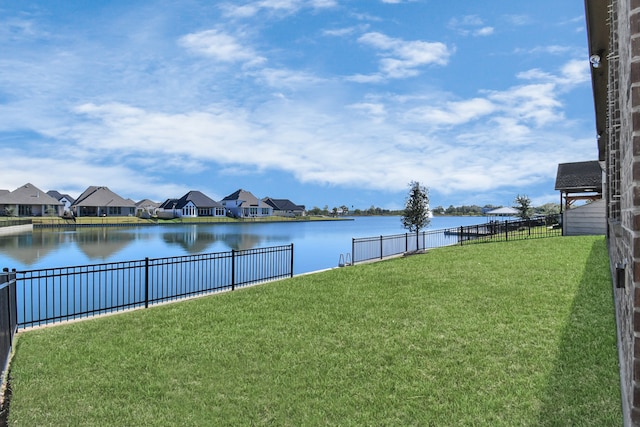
[554,161,603,212]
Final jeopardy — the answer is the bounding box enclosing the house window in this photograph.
[250,207,258,216]
[215,208,225,216]
[198,208,211,216]
[261,208,270,215]
[108,206,121,215]
[18,205,32,216]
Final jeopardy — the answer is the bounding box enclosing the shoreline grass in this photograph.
[7,236,621,425]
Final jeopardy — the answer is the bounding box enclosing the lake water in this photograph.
[0,216,490,275]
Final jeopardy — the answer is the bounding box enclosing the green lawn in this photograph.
[7,236,621,425]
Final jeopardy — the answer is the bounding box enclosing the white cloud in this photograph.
[179,29,266,66]
[0,146,187,201]
[221,0,335,18]
[253,68,326,89]
[503,14,531,26]
[323,26,368,37]
[348,102,386,115]
[487,83,562,126]
[448,15,493,37]
[517,59,590,87]
[407,98,496,126]
[356,32,451,79]
[517,45,574,55]
[309,0,337,7]
[475,27,494,36]
[449,15,484,27]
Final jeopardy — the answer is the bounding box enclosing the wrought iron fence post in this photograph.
[352,238,355,266]
[7,270,15,344]
[144,257,149,308]
[459,226,463,246]
[290,243,294,278]
[405,233,408,253]
[232,249,236,291]
[504,220,508,242]
[0,269,8,343]
[380,236,383,260]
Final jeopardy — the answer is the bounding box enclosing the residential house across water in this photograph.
[262,197,306,217]
[46,190,75,215]
[157,191,226,219]
[0,183,63,217]
[221,189,273,218]
[71,186,136,217]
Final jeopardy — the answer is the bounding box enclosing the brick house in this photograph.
[585,0,640,423]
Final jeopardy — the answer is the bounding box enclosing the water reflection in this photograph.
[161,226,221,253]
[161,227,293,252]
[0,224,296,267]
[0,230,68,265]
[74,228,142,260]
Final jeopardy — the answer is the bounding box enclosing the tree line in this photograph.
[308,201,560,217]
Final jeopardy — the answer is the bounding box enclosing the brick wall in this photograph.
[617,0,640,424]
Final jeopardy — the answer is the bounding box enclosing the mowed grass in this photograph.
[7,236,621,425]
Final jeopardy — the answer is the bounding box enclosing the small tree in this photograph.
[514,194,532,219]
[401,181,431,251]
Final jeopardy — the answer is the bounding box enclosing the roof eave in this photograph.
[584,0,609,161]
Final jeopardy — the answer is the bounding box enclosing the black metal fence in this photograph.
[13,244,294,329]
[352,215,561,264]
[0,269,17,389]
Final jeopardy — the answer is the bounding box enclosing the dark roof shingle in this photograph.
[554,161,602,192]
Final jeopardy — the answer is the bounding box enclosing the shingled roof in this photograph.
[554,161,602,192]
[222,189,262,207]
[176,191,222,209]
[72,186,136,207]
[262,198,305,211]
[47,190,75,204]
[5,183,62,206]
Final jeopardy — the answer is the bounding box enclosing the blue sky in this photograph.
[0,0,595,210]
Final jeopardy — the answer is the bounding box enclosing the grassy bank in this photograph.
[7,236,621,425]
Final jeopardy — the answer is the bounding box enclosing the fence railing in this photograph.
[352,215,561,264]
[12,244,294,329]
[0,269,18,390]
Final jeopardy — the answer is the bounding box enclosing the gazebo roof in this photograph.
[554,161,602,193]
[486,207,519,216]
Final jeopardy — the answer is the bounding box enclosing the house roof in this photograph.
[136,199,160,208]
[72,186,136,207]
[554,161,602,192]
[175,191,222,209]
[47,190,75,203]
[262,198,305,211]
[159,191,223,210]
[222,189,267,207]
[584,0,609,160]
[3,183,62,206]
[159,198,178,209]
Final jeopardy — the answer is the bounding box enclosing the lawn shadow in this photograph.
[536,238,622,426]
